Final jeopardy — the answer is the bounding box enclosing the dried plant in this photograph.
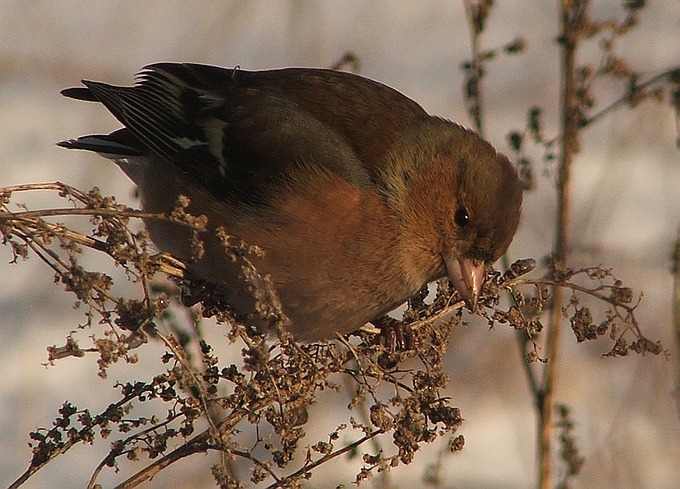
[1,178,661,488]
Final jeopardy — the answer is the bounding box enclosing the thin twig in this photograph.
[580,68,680,127]
[673,230,680,418]
[264,430,384,489]
[113,406,253,489]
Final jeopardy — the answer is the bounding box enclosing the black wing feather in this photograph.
[59,63,430,204]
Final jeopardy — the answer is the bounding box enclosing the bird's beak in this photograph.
[445,256,485,311]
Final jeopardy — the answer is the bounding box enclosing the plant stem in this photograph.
[538,2,583,488]
[463,0,487,137]
[673,230,680,416]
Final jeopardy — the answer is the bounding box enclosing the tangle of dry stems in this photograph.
[1,182,662,488]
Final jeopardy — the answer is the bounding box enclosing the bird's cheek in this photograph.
[444,255,485,311]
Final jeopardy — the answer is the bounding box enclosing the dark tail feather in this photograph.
[56,128,147,157]
[60,86,98,102]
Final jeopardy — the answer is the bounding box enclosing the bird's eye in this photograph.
[454,206,470,228]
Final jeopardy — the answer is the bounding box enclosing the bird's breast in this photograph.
[230,174,414,339]
[134,158,419,340]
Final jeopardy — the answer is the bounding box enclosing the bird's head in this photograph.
[380,119,523,309]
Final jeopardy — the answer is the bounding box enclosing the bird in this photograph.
[57,62,522,341]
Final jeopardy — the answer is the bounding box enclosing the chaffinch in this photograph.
[58,63,522,340]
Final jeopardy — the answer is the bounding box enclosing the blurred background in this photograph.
[1,1,679,488]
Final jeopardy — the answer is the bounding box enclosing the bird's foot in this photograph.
[373,316,414,351]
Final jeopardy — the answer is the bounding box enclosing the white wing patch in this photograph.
[170,136,205,150]
[201,119,229,177]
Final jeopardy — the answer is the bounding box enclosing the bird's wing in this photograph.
[60,63,430,204]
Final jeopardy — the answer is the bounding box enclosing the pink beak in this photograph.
[445,256,485,311]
